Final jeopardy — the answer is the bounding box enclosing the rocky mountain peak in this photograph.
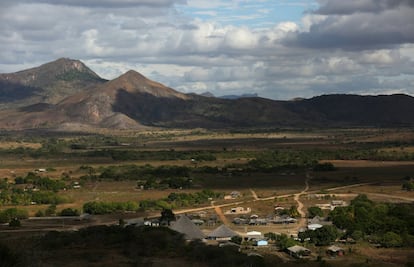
[104,70,189,99]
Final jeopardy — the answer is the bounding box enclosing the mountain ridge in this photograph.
[1,58,414,131]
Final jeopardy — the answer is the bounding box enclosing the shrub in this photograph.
[0,208,28,223]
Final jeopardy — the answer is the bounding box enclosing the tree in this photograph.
[329,206,354,230]
[45,204,56,216]
[0,208,28,223]
[308,206,323,218]
[299,225,339,246]
[59,208,80,216]
[288,205,300,218]
[231,236,242,245]
[160,208,175,226]
[276,234,296,250]
[8,218,21,227]
[313,162,336,171]
[381,232,403,248]
[402,181,414,191]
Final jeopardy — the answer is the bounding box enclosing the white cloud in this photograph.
[0,0,413,100]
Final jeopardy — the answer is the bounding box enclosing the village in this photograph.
[116,188,354,262]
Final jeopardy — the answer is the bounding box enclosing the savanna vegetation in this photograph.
[1,128,414,266]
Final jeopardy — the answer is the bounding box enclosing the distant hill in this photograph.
[219,93,259,99]
[285,94,414,127]
[0,58,106,109]
[1,58,414,130]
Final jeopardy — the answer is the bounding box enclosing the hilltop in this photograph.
[1,58,414,131]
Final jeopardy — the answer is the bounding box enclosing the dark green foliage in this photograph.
[313,162,336,171]
[298,225,339,246]
[35,210,45,217]
[160,208,175,225]
[45,204,56,216]
[83,201,139,214]
[381,231,403,247]
[31,191,67,205]
[402,181,414,191]
[94,149,217,161]
[1,172,68,205]
[0,208,28,223]
[248,150,318,170]
[8,218,21,227]
[231,235,243,244]
[308,206,324,218]
[275,233,297,250]
[99,164,190,184]
[166,190,220,208]
[329,195,414,247]
[59,208,80,216]
[138,190,220,211]
[279,205,300,218]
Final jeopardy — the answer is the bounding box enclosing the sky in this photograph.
[1,0,413,100]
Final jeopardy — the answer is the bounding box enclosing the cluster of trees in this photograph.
[59,208,80,216]
[15,172,66,192]
[0,186,67,206]
[80,164,197,190]
[278,205,300,218]
[166,190,221,208]
[307,206,324,218]
[402,181,414,191]
[98,164,190,181]
[0,173,68,205]
[272,233,297,250]
[329,195,414,247]
[84,149,217,161]
[0,208,28,223]
[298,225,339,246]
[139,176,192,190]
[312,162,336,171]
[82,201,139,215]
[247,150,319,170]
[139,190,220,211]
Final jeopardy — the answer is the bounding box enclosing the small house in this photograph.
[246,231,263,240]
[225,207,251,215]
[273,215,297,224]
[287,245,311,258]
[308,223,323,231]
[208,224,239,241]
[256,240,268,246]
[326,245,345,257]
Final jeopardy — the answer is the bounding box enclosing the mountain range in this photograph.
[1,58,413,131]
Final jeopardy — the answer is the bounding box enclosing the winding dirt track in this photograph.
[294,173,310,218]
[4,176,413,234]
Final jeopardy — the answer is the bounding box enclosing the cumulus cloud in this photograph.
[0,0,187,8]
[287,0,414,50]
[315,0,414,15]
[0,0,413,100]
